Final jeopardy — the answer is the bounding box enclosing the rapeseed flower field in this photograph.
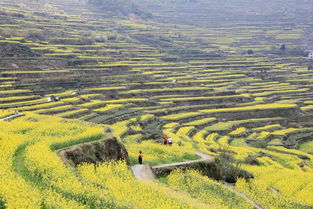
[1,0,313,208]
[3,111,313,208]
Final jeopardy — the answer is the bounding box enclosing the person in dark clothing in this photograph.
[138,150,143,164]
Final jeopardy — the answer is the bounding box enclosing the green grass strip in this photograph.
[50,133,104,151]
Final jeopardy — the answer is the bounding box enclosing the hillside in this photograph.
[89,0,152,19]
[138,0,312,25]
[1,0,313,208]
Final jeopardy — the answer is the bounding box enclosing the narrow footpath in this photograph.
[152,151,214,169]
[0,113,25,121]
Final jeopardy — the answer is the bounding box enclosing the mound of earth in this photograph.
[58,137,130,167]
[0,43,39,57]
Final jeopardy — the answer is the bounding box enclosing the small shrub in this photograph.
[200,151,254,183]
[215,157,253,183]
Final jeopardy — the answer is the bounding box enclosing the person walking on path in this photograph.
[163,136,168,145]
[138,151,143,164]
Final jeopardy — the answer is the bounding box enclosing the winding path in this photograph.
[131,151,266,209]
[131,151,213,181]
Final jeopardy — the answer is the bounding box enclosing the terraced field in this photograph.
[1,0,313,208]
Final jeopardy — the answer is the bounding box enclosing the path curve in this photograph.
[0,113,24,121]
[131,164,155,181]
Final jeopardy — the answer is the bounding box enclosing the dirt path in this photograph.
[131,164,155,181]
[0,113,24,121]
[152,151,214,169]
[222,183,266,209]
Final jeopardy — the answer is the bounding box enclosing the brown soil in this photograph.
[58,137,130,167]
